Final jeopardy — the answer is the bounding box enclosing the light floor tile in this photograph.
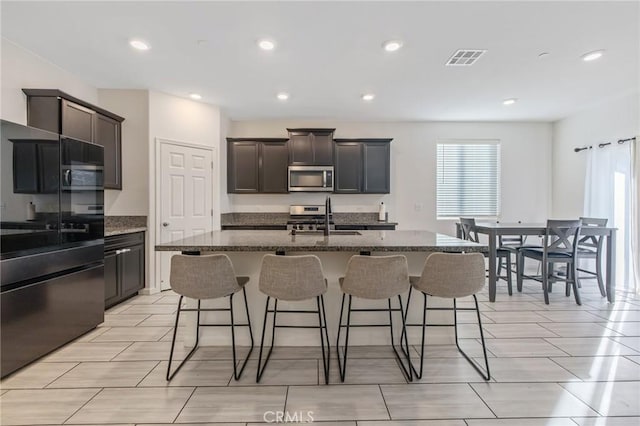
[117,304,177,315]
[231,358,318,386]
[42,342,132,362]
[175,386,287,423]
[381,383,494,420]
[539,322,623,338]
[544,338,640,356]
[153,294,182,304]
[111,341,191,361]
[487,357,580,382]
[537,311,608,323]
[358,421,466,426]
[483,323,559,338]
[414,341,496,359]
[482,301,541,311]
[484,338,569,357]
[140,360,234,387]
[466,419,578,426]
[591,310,640,322]
[67,387,194,424]
[190,345,253,360]
[137,314,176,327]
[0,362,77,389]
[626,355,640,365]
[610,336,640,352]
[470,382,599,418]
[325,357,407,384]
[101,314,149,327]
[603,322,640,336]
[0,388,100,425]
[76,327,111,342]
[47,361,157,388]
[482,311,549,323]
[249,423,354,426]
[561,382,640,416]
[119,294,164,305]
[286,385,390,421]
[571,417,640,426]
[92,326,171,342]
[412,357,489,383]
[552,356,640,381]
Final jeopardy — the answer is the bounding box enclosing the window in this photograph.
[437,141,501,218]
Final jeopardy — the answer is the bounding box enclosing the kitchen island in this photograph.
[156,230,487,346]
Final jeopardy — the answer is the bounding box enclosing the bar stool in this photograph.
[336,255,412,382]
[403,252,490,380]
[167,254,253,381]
[257,254,330,384]
[460,217,513,295]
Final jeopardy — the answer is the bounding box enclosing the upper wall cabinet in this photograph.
[227,138,289,193]
[23,89,125,190]
[334,139,391,194]
[287,128,335,166]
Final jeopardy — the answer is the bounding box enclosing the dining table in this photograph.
[455,222,617,303]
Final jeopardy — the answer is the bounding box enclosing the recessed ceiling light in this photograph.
[582,50,604,62]
[503,98,517,106]
[189,93,202,100]
[129,39,150,51]
[277,92,289,101]
[382,40,403,52]
[361,93,375,101]
[258,39,276,51]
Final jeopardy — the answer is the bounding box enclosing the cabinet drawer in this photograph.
[105,232,144,251]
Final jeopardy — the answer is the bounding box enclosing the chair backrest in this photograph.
[341,255,410,300]
[543,219,582,257]
[578,217,608,250]
[459,218,479,243]
[259,254,326,301]
[412,252,486,298]
[170,254,241,300]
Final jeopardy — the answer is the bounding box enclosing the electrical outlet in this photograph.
[414,203,423,212]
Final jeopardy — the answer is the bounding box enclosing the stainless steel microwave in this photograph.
[288,165,334,192]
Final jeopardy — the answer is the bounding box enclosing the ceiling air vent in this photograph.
[446,49,487,66]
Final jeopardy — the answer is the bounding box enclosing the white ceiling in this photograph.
[1,1,638,121]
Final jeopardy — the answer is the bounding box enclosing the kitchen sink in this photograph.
[289,230,362,236]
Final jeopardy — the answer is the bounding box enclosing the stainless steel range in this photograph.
[286,205,334,231]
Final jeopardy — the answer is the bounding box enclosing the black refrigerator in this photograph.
[1,120,105,377]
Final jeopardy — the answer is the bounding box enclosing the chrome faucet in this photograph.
[324,196,331,236]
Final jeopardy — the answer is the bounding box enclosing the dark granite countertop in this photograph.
[220,212,398,227]
[155,230,486,253]
[105,216,147,237]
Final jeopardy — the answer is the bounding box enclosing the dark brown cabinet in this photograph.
[12,141,59,194]
[105,232,145,308]
[23,89,124,190]
[287,128,334,165]
[227,138,289,193]
[334,139,391,194]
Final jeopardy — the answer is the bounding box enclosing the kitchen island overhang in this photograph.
[155,230,488,347]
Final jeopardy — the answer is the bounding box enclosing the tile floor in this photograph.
[1,282,639,425]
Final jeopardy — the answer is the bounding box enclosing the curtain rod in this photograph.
[574,137,636,153]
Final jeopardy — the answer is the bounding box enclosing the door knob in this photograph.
[162,222,169,227]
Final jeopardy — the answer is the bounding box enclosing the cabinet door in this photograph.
[12,143,39,193]
[288,133,314,165]
[104,251,119,308]
[120,244,144,297]
[334,142,362,193]
[312,132,334,165]
[38,143,60,194]
[61,99,95,143]
[363,142,390,193]
[260,142,289,193]
[227,141,259,193]
[95,114,121,190]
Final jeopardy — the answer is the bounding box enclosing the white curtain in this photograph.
[584,140,638,294]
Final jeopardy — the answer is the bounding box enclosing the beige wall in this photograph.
[227,120,553,234]
[98,89,150,216]
[552,92,640,218]
[1,38,98,124]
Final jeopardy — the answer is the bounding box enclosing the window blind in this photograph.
[437,142,501,217]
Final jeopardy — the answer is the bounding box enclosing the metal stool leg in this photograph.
[317,295,330,384]
[230,287,254,380]
[336,294,352,382]
[454,295,490,380]
[388,296,412,382]
[167,297,201,381]
[256,297,277,382]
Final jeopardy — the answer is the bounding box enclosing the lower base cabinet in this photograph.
[105,232,145,308]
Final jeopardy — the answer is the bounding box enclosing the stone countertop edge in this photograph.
[105,226,147,237]
[155,230,487,253]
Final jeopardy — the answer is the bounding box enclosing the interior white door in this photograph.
[158,141,213,290]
